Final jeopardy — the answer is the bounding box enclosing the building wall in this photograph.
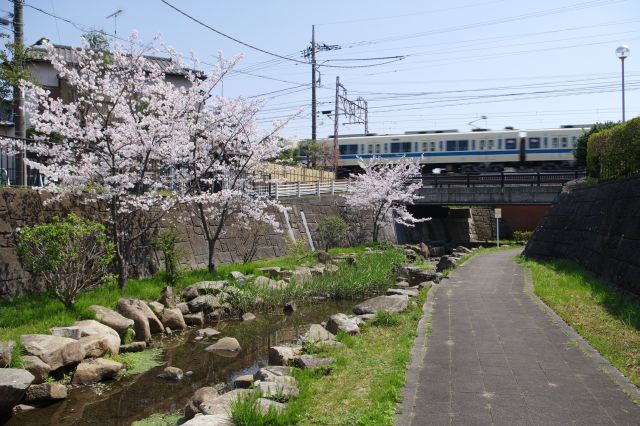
[0,188,395,299]
[524,176,640,295]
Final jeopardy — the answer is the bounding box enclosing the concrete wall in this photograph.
[418,186,562,205]
[524,176,640,295]
[0,189,395,298]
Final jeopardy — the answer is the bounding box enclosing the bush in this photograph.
[16,213,114,308]
[316,216,347,251]
[513,231,532,244]
[587,117,640,180]
[575,121,618,168]
[152,226,184,285]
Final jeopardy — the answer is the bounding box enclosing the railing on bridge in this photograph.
[252,180,350,199]
[419,170,586,188]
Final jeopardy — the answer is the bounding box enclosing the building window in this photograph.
[529,137,540,149]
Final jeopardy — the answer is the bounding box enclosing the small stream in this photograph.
[7,300,357,425]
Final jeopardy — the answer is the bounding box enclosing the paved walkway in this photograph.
[398,249,640,425]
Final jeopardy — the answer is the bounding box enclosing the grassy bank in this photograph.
[231,288,428,426]
[0,246,401,343]
[518,257,640,387]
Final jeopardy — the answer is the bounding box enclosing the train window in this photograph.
[458,140,469,151]
[339,144,358,155]
[552,137,559,148]
[360,144,365,153]
[414,142,419,152]
[429,142,435,151]
[402,142,412,153]
[529,138,540,149]
[422,142,426,151]
[571,136,577,146]
[446,140,457,151]
[505,138,517,149]
[472,140,476,150]
[384,143,388,153]
[488,140,494,149]
[498,140,502,149]
[561,137,568,148]
[480,140,485,150]
[391,143,400,153]
[375,144,380,154]
[439,141,443,151]
[543,137,548,148]
[367,144,373,154]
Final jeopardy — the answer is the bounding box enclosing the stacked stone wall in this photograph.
[524,176,640,295]
[0,189,395,298]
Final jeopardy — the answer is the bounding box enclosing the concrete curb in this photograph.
[395,280,438,426]
[522,266,640,403]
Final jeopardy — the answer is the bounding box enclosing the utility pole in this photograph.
[13,0,26,186]
[333,76,340,172]
[311,25,317,142]
[303,27,340,143]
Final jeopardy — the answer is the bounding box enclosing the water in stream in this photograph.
[6,300,357,425]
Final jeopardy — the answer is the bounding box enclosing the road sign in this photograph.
[495,208,502,218]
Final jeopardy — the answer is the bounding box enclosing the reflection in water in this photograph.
[6,300,356,426]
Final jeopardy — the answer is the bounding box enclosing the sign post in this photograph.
[494,208,502,248]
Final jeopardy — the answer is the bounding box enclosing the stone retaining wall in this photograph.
[524,176,640,295]
[0,189,395,298]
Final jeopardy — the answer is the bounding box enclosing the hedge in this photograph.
[586,117,640,180]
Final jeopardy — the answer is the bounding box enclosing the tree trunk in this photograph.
[372,222,379,243]
[116,251,128,289]
[207,239,216,274]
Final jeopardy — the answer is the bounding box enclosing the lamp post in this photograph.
[616,45,630,123]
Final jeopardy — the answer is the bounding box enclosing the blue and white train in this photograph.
[320,125,589,174]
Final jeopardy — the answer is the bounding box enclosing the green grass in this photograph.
[518,256,640,387]
[105,348,164,376]
[231,393,296,425]
[275,288,429,425]
[131,412,183,426]
[0,245,398,342]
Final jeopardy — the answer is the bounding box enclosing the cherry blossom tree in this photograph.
[174,96,293,273]
[0,33,225,288]
[344,157,429,242]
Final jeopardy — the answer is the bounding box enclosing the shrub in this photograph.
[152,226,184,285]
[286,237,309,261]
[16,213,114,308]
[513,230,532,244]
[587,117,640,180]
[574,121,618,168]
[316,216,347,251]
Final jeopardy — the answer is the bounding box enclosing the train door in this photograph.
[519,137,526,164]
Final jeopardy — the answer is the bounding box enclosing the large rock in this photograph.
[318,251,332,263]
[73,320,121,354]
[436,256,456,272]
[253,366,294,382]
[205,337,241,354]
[184,312,205,326]
[193,281,227,295]
[195,328,221,339]
[187,295,222,313]
[148,301,165,315]
[182,285,199,301]
[402,266,438,286]
[120,342,146,353]
[255,267,281,278]
[352,295,409,315]
[256,398,286,415]
[292,266,313,285]
[184,386,219,420]
[325,313,360,335]
[254,381,299,401]
[20,334,84,371]
[21,356,51,384]
[386,288,419,297]
[0,369,34,413]
[296,354,335,370]
[157,366,183,381]
[23,383,67,403]
[0,340,15,367]
[254,275,277,288]
[233,374,254,389]
[77,335,114,358]
[302,324,336,344]
[161,308,187,330]
[89,305,135,335]
[159,286,178,308]
[71,358,123,385]
[200,389,251,417]
[117,298,164,342]
[268,345,303,366]
[182,415,233,426]
[241,312,256,322]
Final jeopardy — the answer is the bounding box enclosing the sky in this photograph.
[4,0,640,140]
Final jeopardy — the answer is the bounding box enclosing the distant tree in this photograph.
[575,122,619,167]
[0,32,33,103]
[82,31,110,51]
[344,157,428,243]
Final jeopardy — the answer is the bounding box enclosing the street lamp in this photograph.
[616,45,630,122]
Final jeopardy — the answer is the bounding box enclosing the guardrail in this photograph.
[254,180,350,199]
[419,171,586,188]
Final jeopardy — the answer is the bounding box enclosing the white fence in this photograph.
[254,180,350,199]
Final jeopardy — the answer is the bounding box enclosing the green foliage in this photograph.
[575,121,618,167]
[587,117,640,180]
[295,139,325,168]
[316,216,347,251]
[0,32,35,101]
[152,226,184,285]
[370,310,401,327]
[131,412,182,426]
[285,237,310,262]
[83,31,110,51]
[231,393,293,425]
[121,327,135,345]
[16,214,114,308]
[106,348,163,376]
[513,230,533,243]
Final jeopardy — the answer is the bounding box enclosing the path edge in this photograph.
[522,266,640,402]
[395,279,439,426]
